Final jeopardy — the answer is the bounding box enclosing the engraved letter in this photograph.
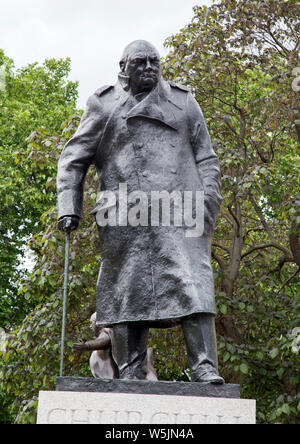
[71,409,93,424]
[126,410,143,424]
[151,412,170,424]
[47,409,67,424]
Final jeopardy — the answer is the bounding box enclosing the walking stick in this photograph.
[60,231,70,377]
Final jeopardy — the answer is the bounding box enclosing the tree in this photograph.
[163,0,299,423]
[0,51,78,329]
[0,117,101,423]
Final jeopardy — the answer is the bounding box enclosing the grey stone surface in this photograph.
[37,390,256,424]
[56,376,240,399]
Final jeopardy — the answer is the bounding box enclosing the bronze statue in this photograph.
[57,40,224,384]
[73,313,157,381]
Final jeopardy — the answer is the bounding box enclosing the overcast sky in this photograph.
[0,0,211,108]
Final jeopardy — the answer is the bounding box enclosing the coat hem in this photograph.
[96,309,216,329]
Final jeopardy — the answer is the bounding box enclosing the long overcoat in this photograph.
[57,78,222,327]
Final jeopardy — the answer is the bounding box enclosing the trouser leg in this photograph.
[113,323,149,380]
[182,313,224,384]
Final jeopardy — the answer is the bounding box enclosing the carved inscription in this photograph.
[37,392,256,425]
[45,408,242,424]
[47,408,104,424]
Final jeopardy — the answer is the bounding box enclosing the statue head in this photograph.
[90,312,101,335]
[119,40,161,94]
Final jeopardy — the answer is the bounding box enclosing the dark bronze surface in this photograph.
[56,377,239,399]
[57,40,223,382]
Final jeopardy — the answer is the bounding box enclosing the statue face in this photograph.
[125,48,161,93]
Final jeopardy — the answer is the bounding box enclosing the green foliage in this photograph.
[149,327,190,382]
[0,51,78,329]
[0,118,99,423]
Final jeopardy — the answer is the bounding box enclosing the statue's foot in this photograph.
[192,364,225,385]
[194,373,225,385]
[119,368,147,381]
[119,375,143,381]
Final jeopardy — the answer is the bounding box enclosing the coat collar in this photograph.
[118,78,180,131]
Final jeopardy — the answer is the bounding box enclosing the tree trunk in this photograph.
[216,198,243,344]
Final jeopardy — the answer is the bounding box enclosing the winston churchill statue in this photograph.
[57,40,224,384]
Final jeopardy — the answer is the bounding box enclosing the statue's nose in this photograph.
[145,58,152,70]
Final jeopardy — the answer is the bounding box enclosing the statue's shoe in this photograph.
[193,372,225,385]
[192,364,225,385]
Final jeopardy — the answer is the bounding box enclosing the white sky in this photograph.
[0,0,211,108]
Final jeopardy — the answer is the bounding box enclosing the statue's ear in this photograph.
[119,61,125,72]
[118,72,130,91]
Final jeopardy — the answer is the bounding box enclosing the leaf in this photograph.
[223,352,231,363]
[277,368,285,380]
[281,404,290,415]
[240,363,249,375]
[256,351,264,361]
[220,304,228,315]
[270,348,279,359]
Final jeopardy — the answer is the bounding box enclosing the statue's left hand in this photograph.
[204,195,220,229]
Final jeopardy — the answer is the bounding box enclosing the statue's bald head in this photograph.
[119,40,161,94]
[120,40,160,71]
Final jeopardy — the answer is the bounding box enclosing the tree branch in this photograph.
[265,24,290,56]
[220,208,234,227]
[227,205,241,231]
[242,243,293,260]
[248,195,276,244]
[212,242,231,255]
[212,250,227,274]
[276,267,300,296]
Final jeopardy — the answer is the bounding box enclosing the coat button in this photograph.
[171,169,177,174]
[142,171,148,177]
[136,142,143,149]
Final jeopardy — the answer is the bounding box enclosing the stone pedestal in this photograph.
[36,377,256,424]
[56,376,240,398]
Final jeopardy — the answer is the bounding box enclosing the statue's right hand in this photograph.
[58,216,80,233]
[73,342,86,352]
